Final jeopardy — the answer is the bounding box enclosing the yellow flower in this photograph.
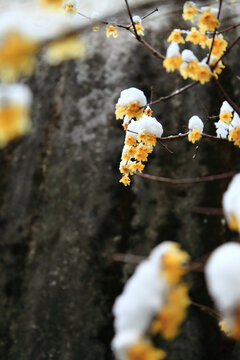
[0,32,38,83]
[38,0,63,10]
[195,64,212,84]
[180,61,200,80]
[120,163,131,175]
[229,126,240,148]
[119,175,131,186]
[150,284,190,340]
[134,145,150,162]
[227,213,240,232]
[210,58,225,78]
[162,243,190,285]
[126,135,137,147]
[185,27,208,48]
[92,24,100,32]
[220,112,233,124]
[163,56,183,72]
[168,30,185,44]
[63,3,78,13]
[115,102,144,120]
[183,3,199,22]
[137,132,157,146]
[45,35,86,65]
[127,342,166,360]
[106,25,118,38]
[198,10,219,32]
[207,36,227,57]
[134,23,145,37]
[130,162,145,173]
[188,129,202,143]
[0,105,31,148]
[145,108,153,116]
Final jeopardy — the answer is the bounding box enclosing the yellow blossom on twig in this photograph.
[106,25,118,38]
[168,30,185,44]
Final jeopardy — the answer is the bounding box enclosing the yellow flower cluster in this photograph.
[164,2,228,84]
[119,133,155,186]
[150,243,190,341]
[0,32,39,83]
[116,101,144,120]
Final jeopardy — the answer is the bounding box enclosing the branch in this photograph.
[191,206,223,216]
[214,79,240,116]
[137,171,236,185]
[218,23,240,34]
[150,82,198,106]
[124,0,140,39]
[207,0,222,65]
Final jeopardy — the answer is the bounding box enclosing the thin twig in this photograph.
[141,8,158,21]
[218,23,240,34]
[158,140,174,154]
[124,0,140,39]
[137,171,236,185]
[191,301,220,319]
[111,253,146,264]
[191,206,223,215]
[214,78,240,116]
[150,82,198,106]
[138,37,165,60]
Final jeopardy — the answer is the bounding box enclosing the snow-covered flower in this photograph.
[112,242,190,360]
[188,115,204,143]
[168,29,185,44]
[182,1,199,22]
[163,42,183,72]
[131,16,144,37]
[115,88,147,121]
[198,7,219,32]
[219,101,233,124]
[119,115,163,186]
[215,120,228,139]
[205,242,240,340]
[0,84,32,147]
[222,174,240,232]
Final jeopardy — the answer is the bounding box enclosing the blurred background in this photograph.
[0,0,240,359]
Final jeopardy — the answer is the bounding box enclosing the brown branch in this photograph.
[111,253,146,264]
[141,8,158,21]
[124,0,140,39]
[214,78,240,116]
[191,206,223,216]
[150,82,198,106]
[137,37,165,60]
[218,23,240,34]
[191,301,221,319]
[137,171,236,185]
